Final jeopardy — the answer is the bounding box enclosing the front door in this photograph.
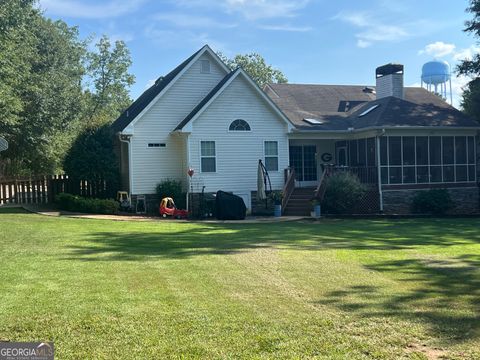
[289,145,318,187]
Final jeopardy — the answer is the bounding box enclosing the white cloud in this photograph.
[174,0,310,20]
[258,24,312,32]
[334,12,409,48]
[39,0,145,19]
[144,25,229,53]
[153,12,237,28]
[453,45,480,61]
[418,41,456,57]
[224,0,310,20]
[146,79,156,89]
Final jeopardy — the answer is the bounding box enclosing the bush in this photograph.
[156,179,186,209]
[411,189,454,215]
[322,172,367,214]
[55,193,119,214]
[63,124,119,197]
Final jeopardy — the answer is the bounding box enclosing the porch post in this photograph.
[376,136,384,212]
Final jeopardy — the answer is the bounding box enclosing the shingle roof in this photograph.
[112,46,205,132]
[265,84,479,131]
[174,69,239,131]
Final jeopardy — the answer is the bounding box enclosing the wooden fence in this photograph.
[0,175,113,205]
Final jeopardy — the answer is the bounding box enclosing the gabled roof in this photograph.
[174,69,239,131]
[174,68,294,132]
[112,45,230,133]
[265,84,479,131]
[112,47,203,132]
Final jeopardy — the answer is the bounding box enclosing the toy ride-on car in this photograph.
[159,197,189,219]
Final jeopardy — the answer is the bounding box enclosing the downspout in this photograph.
[186,134,191,212]
[376,133,384,212]
[118,134,133,195]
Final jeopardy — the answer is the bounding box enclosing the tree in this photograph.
[461,78,480,123]
[457,0,480,121]
[63,124,119,193]
[0,1,86,176]
[84,35,135,126]
[217,52,287,88]
[0,2,135,177]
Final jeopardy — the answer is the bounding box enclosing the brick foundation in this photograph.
[382,187,479,214]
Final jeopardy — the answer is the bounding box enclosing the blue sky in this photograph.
[39,0,479,108]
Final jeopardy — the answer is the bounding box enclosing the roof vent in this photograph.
[358,104,380,117]
[362,87,375,94]
[303,118,324,125]
[155,76,164,85]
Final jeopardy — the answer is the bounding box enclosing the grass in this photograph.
[0,208,479,359]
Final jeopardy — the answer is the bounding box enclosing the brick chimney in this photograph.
[375,63,404,99]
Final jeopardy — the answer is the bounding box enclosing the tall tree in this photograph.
[458,0,480,121]
[84,35,135,126]
[0,1,86,176]
[217,52,287,88]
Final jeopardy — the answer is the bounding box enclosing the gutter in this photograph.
[291,125,480,134]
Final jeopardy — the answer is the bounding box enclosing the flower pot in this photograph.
[274,204,282,217]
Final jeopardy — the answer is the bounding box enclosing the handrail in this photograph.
[313,166,332,201]
[281,168,295,212]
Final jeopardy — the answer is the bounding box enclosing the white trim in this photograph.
[292,126,480,134]
[376,136,383,211]
[227,119,252,132]
[177,68,294,133]
[119,45,230,135]
[199,140,217,173]
[263,139,280,172]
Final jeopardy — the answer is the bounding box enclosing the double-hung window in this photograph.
[201,141,216,172]
[264,141,278,171]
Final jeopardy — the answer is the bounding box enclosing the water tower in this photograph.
[421,60,452,104]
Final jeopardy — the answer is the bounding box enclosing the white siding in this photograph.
[130,53,227,194]
[188,75,290,203]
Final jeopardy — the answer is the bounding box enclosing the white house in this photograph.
[113,45,292,211]
[113,45,480,215]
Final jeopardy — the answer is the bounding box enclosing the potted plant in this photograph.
[311,199,321,218]
[270,191,283,217]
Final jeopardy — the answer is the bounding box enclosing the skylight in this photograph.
[303,118,324,125]
[358,104,380,117]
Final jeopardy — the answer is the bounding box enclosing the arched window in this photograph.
[229,119,251,131]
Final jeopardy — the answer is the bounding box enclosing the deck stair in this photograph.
[283,187,315,216]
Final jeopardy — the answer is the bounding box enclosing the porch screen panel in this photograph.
[416,137,429,183]
[455,137,468,182]
[358,139,366,166]
[366,138,376,166]
[429,137,442,182]
[380,135,476,185]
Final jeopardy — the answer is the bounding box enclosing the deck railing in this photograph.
[282,168,296,212]
[334,166,378,184]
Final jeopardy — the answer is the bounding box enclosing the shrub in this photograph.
[269,190,283,205]
[156,179,186,209]
[63,124,119,198]
[322,172,367,214]
[55,193,119,214]
[411,189,454,215]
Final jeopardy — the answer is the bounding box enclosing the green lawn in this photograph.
[0,209,479,359]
